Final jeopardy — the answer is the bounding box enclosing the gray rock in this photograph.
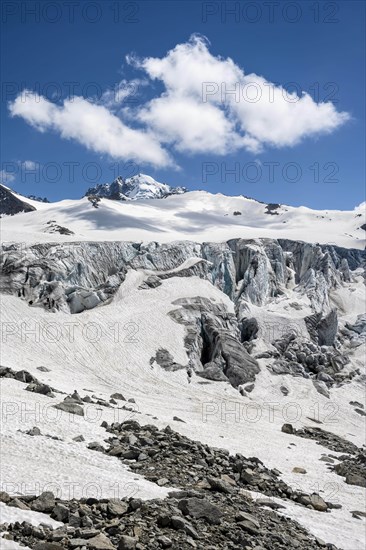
[0,184,36,215]
[281,424,294,434]
[346,474,366,488]
[118,535,138,549]
[88,533,115,549]
[31,492,55,513]
[14,370,37,383]
[52,503,69,522]
[157,478,169,486]
[318,309,338,346]
[178,497,223,524]
[256,498,285,510]
[26,383,54,397]
[173,416,185,423]
[170,516,199,539]
[0,491,11,503]
[72,435,85,442]
[69,539,90,548]
[351,510,366,518]
[309,493,328,512]
[27,426,42,436]
[107,499,129,516]
[139,275,162,289]
[312,380,330,399]
[206,476,234,494]
[156,536,172,548]
[8,498,30,510]
[53,402,84,416]
[110,393,126,401]
[197,362,228,382]
[152,348,185,372]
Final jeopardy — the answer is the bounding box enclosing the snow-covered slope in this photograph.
[1,186,365,248]
[1,179,365,550]
[85,173,187,201]
[1,265,365,549]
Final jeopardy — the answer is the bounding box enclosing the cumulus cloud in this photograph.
[20,160,38,170]
[138,95,240,154]
[0,170,15,184]
[8,36,350,167]
[9,91,172,168]
[100,78,148,110]
[133,35,349,154]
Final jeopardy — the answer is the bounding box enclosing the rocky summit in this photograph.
[84,174,187,202]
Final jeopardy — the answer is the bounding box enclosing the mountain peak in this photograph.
[85,174,187,201]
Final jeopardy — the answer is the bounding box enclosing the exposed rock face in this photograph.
[168,297,259,387]
[269,330,352,392]
[305,308,338,346]
[151,348,185,372]
[27,195,49,203]
[85,174,187,202]
[43,221,74,235]
[343,313,366,347]
[0,184,36,216]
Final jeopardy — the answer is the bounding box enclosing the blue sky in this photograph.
[1,0,365,208]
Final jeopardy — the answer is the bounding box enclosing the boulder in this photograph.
[118,535,138,549]
[8,498,30,510]
[281,424,294,434]
[53,402,84,416]
[31,492,55,513]
[346,474,366,488]
[110,393,126,401]
[107,499,128,516]
[178,497,223,524]
[309,493,328,512]
[88,533,115,549]
[198,362,228,382]
[52,503,69,522]
[206,476,235,494]
[312,380,330,399]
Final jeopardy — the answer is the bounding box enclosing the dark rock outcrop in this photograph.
[0,184,36,216]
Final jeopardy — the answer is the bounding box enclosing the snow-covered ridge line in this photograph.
[1,184,365,249]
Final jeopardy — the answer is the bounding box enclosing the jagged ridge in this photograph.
[84,174,187,201]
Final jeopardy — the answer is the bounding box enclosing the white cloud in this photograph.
[138,95,240,154]
[100,78,148,110]
[20,160,38,170]
[8,36,350,167]
[9,91,172,168]
[132,34,349,154]
[0,170,16,184]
